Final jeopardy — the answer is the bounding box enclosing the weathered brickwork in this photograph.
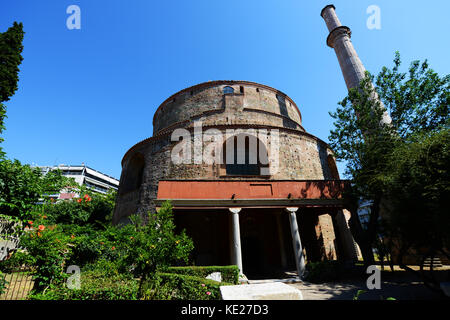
[113,80,355,263]
[152,81,303,136]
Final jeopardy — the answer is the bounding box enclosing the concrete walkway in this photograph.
[287,279,445,300]
[247,266,449,300]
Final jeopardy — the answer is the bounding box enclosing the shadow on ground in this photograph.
[289,268,449,300]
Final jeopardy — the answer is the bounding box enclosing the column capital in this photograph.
[229,207,242,214]
[326,26,351,48]
[285,207,299,213]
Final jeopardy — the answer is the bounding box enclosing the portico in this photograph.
[155,179,354,279]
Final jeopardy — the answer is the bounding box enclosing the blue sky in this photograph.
[1,0,449,179]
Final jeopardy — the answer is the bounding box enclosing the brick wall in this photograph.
[114,81,339,224]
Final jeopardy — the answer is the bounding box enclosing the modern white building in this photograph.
[38,164,119,199]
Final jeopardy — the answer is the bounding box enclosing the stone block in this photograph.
[220,282,303,300]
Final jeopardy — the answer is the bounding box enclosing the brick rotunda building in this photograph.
[113,80,358,279]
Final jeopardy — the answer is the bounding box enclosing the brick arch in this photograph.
[120,153,145,195]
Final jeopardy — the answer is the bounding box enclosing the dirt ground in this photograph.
[287,266,449,300]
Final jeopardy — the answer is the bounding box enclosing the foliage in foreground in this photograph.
[18,223,71,292]
[1,199,196,298]
[166,265,239,285]
[0,270,7,295]
[28,270,139,300]
[141,272,230,300]
[28,269,231,300]
[120,201,194,296]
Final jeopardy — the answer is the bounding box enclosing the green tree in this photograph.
[0,22,24,154]
[329,52,449,266]
[0,160,75,220]
[0,160,43,219]
[121,201,194,297]
[383,129,450,271]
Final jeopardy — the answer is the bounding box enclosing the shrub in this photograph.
[142,272,231,300]
[83,259,122,277]
[39,200,90,225]
[0,270,7,295]
[59,223,136,270]
[121,201,194,296]
[18,222,71,292]
[29,270,139,300]
[167,265,239,284]
[37,189,115,227]
[0,249,36,273]
[64,230,102,267]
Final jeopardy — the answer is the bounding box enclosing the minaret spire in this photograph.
[321,4,392,124]
[321,5,367,91]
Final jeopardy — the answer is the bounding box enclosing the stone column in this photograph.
[321,5,392,124]
[229,208,243,275]
[286,207,306,277]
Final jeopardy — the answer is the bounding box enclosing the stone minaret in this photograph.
[321,4,392,124]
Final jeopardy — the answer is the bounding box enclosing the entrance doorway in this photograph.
[240,209,295,279]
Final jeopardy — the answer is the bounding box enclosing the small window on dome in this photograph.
[223,86,234,94]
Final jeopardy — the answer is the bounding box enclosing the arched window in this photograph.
[120,153,145,194]
[222,134,269,176]
[223,86,234,94]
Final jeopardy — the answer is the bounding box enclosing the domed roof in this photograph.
[153,80,302,134]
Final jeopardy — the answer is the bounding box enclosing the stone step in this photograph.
[220,282,303,300]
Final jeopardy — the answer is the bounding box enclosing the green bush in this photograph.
[29,270,230,300]
[63,225,122,268]
[83,259,122,277]
[28,270,139,300]
[0,270,7,295]
[19,223,71,292]
[304,260,344,283]
[142,272,232,300]
[167,265,239,284]
[0,249,36,273]
[37,189,116,227]
[121,201,194,287]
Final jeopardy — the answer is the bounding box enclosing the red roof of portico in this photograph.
[156,180,349,209]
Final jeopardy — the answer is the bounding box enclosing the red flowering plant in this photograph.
[74,193,91,205]
[19,222,71,292]
[35,190,109,226]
